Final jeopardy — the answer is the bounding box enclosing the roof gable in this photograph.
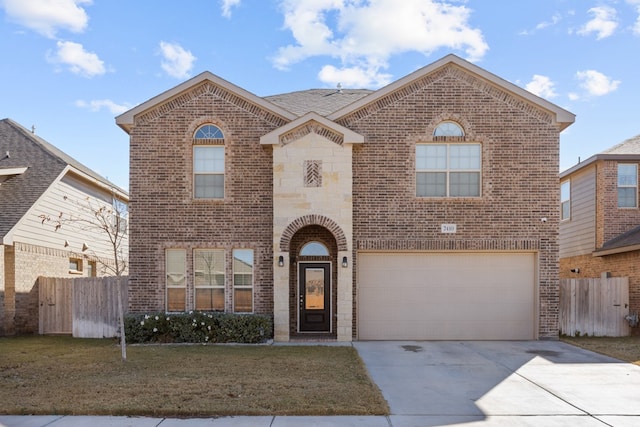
[0,118,126,239]
[260,112,364,146]
[328,54,575,131]
[116,72,298,133]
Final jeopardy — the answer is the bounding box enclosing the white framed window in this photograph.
[69,258,83,274]
[193,124,224,199]
[416,143,481,197]
[233,249,253,313]
[618,163,638,208]
[194,249,225,311]
[166,249,186,312]
[561,180,571,220]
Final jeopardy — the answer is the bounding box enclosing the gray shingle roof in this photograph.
[596,224,640,253]
[264,89,373,117]
[0,118,125,239]
[601,134,640,154]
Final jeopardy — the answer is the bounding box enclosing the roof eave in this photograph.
[593,244,640,257]
[560,153,640,178]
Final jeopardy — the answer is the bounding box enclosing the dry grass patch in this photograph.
[0,336,389,417]
[561,336,640,366]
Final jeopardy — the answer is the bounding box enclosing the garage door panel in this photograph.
[358,252,535,340]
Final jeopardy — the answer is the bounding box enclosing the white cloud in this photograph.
[159,41,196,79]
[273,0,488,88]
[48,40,105,77]
[628,0,640,35]
[577,6,618,39]
[1,0,91,38]
[75,99,131,115]
[576,70,620,97]
[318,64,393,88]
[524,12,562,35]
[220,0,241,18]
[525,75,557,99]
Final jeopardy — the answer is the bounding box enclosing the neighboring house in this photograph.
[0,118,129,335]
[559,135,640,316]
[116,54,574,342]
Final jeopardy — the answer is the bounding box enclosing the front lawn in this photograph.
[0,336,389,417]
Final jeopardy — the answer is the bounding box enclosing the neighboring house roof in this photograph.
[594,224,640,257]
[560,133,640,178]
[601,134,640,155]
[0,118,127,241]
[117,54,575,135]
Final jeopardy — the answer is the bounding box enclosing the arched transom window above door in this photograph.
[300,241,329,256]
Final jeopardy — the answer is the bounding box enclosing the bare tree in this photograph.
[40,191,128,361]
[40,193,128,277]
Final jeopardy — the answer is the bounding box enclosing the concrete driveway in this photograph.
[354,340,640,427]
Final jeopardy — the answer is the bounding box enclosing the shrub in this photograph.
[124,311,273,344]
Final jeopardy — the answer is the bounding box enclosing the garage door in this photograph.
[358,252,536,340]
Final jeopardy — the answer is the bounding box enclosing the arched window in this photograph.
[433,121,464,137]
[300,241,329,256]
[193,124,224,199]
[194,124,224,139]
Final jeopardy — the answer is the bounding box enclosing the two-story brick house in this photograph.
[117,54,574,341]
[559,135,640,317]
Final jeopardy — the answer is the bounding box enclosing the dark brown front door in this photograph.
[299,263,331,332]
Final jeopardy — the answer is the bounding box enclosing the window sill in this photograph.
[68,270,83,275]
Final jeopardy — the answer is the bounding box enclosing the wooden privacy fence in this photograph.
[559,277,630,337]
[38,276,128,338]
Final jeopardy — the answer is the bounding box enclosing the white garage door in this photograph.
[358,252,536,340]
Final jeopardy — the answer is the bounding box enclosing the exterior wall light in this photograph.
[342,256,348,268]
[278,255,284,267]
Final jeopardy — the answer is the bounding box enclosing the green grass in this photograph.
[0,336,389,417]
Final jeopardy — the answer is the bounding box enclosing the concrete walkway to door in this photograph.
[353,340,640,426]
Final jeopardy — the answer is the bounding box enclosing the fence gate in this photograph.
[38,276,128,337]
[560,277,630,337]
[39,277,73,334]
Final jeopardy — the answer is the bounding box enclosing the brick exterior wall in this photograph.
[0,244,6,335]
[340,64,561,339]
[127,82,286,315]
[596,160,640,247]
[127,63,563,340]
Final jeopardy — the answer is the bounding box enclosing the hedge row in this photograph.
[124,311,273,344]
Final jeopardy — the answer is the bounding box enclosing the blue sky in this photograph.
[1,0,639,191]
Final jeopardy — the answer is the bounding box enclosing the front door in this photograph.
[299,263,331,332]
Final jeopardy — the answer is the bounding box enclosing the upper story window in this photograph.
[561,180,571,220]
[416,143,481,197]
[193,124,224,199]
[433,121,464,137]
[618,163,638,208]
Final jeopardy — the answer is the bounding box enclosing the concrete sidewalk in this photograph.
[3,340,640,426]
